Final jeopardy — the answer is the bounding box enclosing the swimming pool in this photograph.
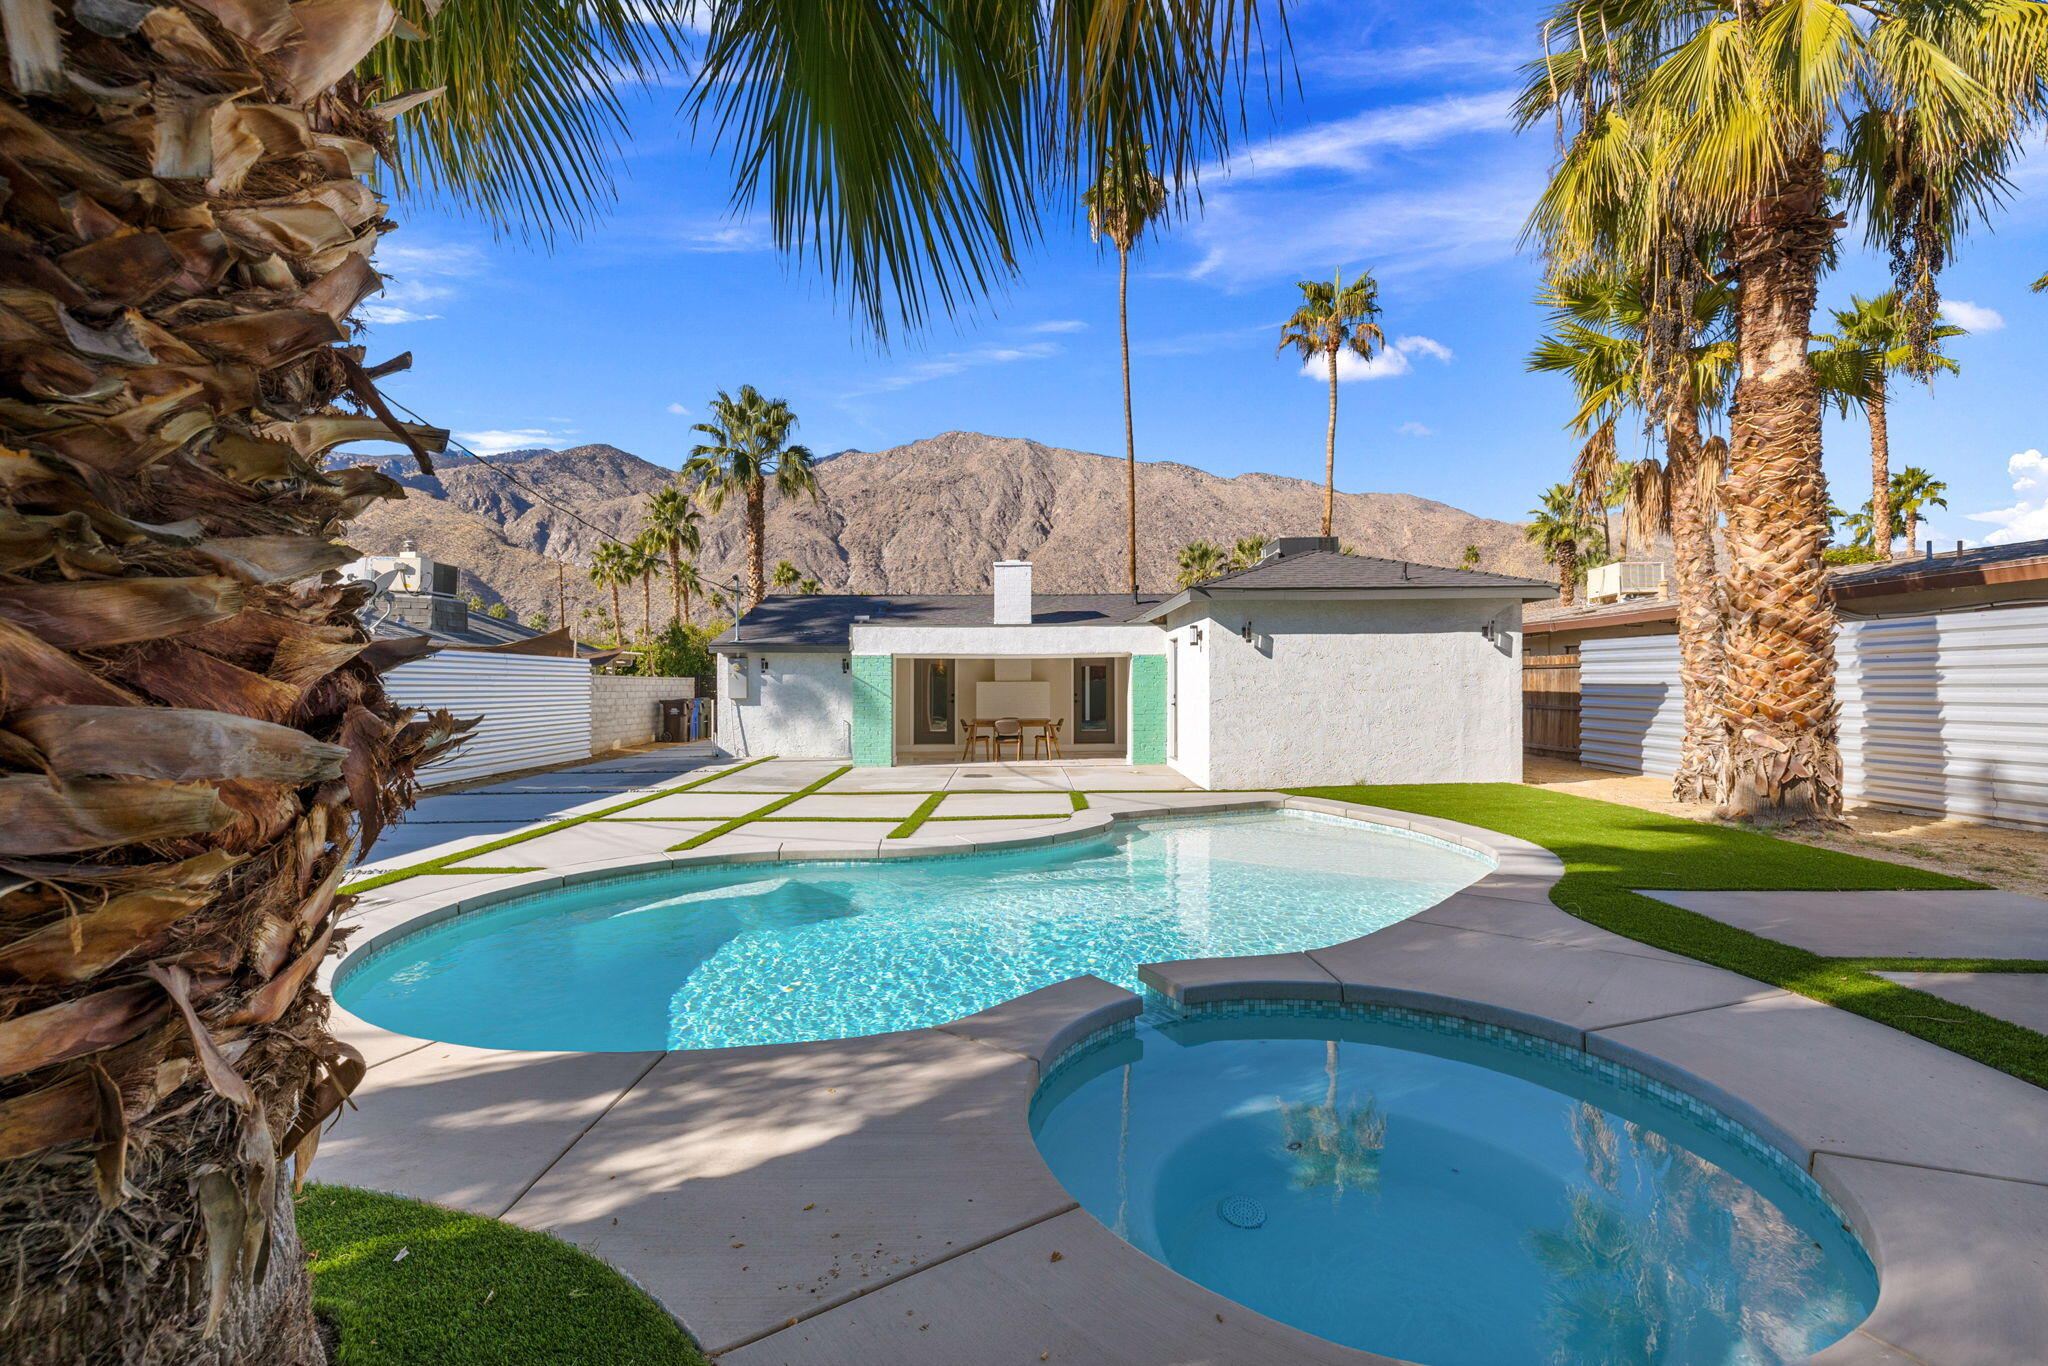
[336,811,1489,1051]
[1031,1004,1877,1366]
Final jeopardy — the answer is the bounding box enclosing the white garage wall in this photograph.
[383,652,592,785]
[716,651,852,758]
[1580,603,2048,828]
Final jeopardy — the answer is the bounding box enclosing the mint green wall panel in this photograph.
[1128,654,1167,765]
[851,655,894,766]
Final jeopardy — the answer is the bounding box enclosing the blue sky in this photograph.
[364,0,2048,544]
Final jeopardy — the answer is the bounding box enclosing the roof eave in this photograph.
[1132,583,1555,622]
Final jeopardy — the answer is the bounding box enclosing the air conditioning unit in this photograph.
[1584,561,1668,604]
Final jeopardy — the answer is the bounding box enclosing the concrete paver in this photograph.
[929,791,1077,817]
[776,793,928,819]
[495,820,699,867]
[1812,1155,2048,1366]
[1641,889,2048,958]
[1140,951,1342,1004]
[693,761,844,793]
[1412,890,1695,964]
[934,975,1139,1068]
[763,822,902,854]
[819,768,955,793]
[603,792,775,820]
[503,1029,1072,1356]
[944,765,1073,791]
[319,1042,661,1216]
[1875,971,2048,1034]
[1591,993,2048,1182]
[328,1003,433,1069]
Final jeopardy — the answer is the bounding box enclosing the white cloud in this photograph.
[1397,421,1434,437]
[1303,34,1525,86]
[456,428,572,456]
[1210,91,1515,183]
[1302,335,1453,383]
[360,240,487,326]
[849,341,1061,395]
[672,222,769,252]
[666,402,691,415]
[1965,450,2048,543]
[1024,319,1089,333]
[1941,299,2005,333]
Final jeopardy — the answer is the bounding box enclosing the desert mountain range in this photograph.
[341,431,1553,624]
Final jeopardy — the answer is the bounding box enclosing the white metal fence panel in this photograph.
[1580,603,2048,829]
[1579,635,1684,777]
[382,652,593,785]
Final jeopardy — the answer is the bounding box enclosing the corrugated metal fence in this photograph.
[382,652,594,785]
[1581,603,2048,828]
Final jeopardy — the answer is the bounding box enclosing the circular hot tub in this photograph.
[1030,1002,1876,1366]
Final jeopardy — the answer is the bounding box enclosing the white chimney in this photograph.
[992,560,1033,625]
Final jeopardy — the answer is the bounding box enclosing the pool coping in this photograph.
[320,796,2048,1366]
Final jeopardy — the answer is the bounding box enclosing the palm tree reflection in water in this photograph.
[1277,1041,1389,1198]
[1528,1104,1851,1364]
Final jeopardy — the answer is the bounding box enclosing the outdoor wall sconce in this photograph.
[1188,625,1204,647]
[759,656,772,676]
[1240,620,1254,643]
[841,657,850,673]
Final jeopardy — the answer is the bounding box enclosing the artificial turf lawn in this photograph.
[299,1184,706,1366]
[1289,782,2048,1089]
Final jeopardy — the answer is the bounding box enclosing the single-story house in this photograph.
[708,539,1556,789]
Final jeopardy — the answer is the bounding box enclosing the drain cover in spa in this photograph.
[1217,1195,1266,1229]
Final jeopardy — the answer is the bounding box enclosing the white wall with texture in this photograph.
[716,652,851,758]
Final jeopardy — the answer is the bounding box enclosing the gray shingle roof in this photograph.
[711,593,1163,651]
[1194,550,1553,592]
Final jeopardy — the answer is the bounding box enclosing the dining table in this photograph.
[958,717,1058,761]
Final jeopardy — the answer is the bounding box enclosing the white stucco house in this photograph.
[709,539,1555,789]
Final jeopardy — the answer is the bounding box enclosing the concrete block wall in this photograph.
[591,674,695,753]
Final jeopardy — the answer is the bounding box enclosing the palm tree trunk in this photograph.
[0,12,460,1359]
[611,584,624,644]
[683,580,694,628]
[669,545,683,627]
[1323,348,1340,537]
[1903,508,1918,556]
[1868,379,1892,561]
[641,571,652,636]
[1717,145,1841,823]
[1558,542,1579,608]
[1120,248,1139,597]
[1666,395,1728,804]
[746,482,767,607]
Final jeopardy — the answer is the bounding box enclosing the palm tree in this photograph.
[1813,293,1964,561]
[772,560,803,591]
[799,577,824,595]
[631,533,665,637]
[1521,1,2048,822]
[645,486,704,628]
[1228,535,1274,573]
[1278,271,1386,537]
[1528,266,1736,800]
[1526,485,1602,609]
[685,387,821,607]
[1891,467,1951,552]
[1174,541,1228,588]
[1084,144,1169,597]
[589,543,636,646]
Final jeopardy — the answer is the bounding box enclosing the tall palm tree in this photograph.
[1519,0,2048,822]
[1228,535,1274,573]
[1084,144,1169,598]
[630,533,663,637]
[684,387,821,607]
[1526,486,1602,609]
[1278,272,1386,537]
[589,543,636,646]
[1891,467,1951,552]
[645,486,704,627]
[772,560,803,591]
[1527,267,1736,799]
[1174,541,1228,588]
[0,0,706,1358]
[1813,293,1964,561]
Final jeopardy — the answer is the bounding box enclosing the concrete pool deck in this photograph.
[322,761,2048,1365]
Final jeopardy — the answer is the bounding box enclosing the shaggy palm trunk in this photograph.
[1867,378,1891,560]
[1666,399,1727,803]
[1118,247,1137,597]
[609,584,624,645]
[668,545,682,627]
[1556,541,1580,608]
[1717,147,1841,822]
[1322,349,1339,537]
[641,573,651,636]
[0,4,463,1360]
[745,482,766,607]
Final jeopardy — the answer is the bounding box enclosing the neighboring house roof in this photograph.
[711,593,1166,652]
[366,607,611,659]
[1131,550,1555,621]
[1524,535,2048,640]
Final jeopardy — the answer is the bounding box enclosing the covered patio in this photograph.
[890,654,1130,763]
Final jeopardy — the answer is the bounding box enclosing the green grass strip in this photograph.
[300,1184,707,1366]
[929,813,1068,821]
[429,867,541,875]
[1289,783,2048,1089]
[342,755,780,894]
[1070,791,1089,811]
[669,767,853,851]
[1835,957,2048,974]
[887,792,947,840]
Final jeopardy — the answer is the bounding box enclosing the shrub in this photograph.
[1823,545,1884,566]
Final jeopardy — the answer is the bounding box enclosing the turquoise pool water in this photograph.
[336,811,1488,1051]
[1031,1005,1878,1366]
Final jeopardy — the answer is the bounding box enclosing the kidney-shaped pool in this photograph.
[1031,1003,1877,1366]
[336,811,1489,1051]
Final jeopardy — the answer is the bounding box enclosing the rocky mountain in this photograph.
[340,432,1552,624]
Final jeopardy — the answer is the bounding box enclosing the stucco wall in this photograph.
[1167,597,1523,788]
[590,674,696,753]
[716,652,851,759]
[1164,626,1211,785]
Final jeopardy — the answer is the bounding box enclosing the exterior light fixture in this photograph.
[1188,625,1204,647]
[841,657,850,673]
[1240,621,1254,643]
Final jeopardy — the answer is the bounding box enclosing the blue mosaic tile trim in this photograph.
[1034,996,1852,1235]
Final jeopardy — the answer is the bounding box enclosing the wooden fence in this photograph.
[1522,652,1581,760]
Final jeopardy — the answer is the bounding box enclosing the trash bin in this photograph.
[658,699,692,742]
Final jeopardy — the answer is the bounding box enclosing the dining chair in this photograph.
[1035,718,1065,760]
[992,717,1023,761]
